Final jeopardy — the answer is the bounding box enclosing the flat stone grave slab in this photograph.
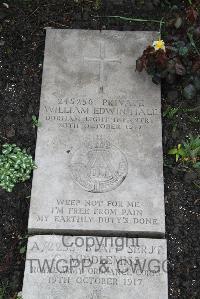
[22,235,168,299]
[29,29,165,236]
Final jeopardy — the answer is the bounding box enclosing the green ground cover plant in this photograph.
[168,135,200,169]
[0,144,36,192]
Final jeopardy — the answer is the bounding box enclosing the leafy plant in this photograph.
[188,115,200,123]
[0,144,36,192]
[163,106,180,132]
[168,144,185,162]
[163,106,180,119]
[135,4,200,100]
[16,294,23,299]
[32,115,41,128]
[18,235,28,255]
[168,135,200,168]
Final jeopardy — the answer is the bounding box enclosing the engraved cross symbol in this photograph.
[84,41,121,93]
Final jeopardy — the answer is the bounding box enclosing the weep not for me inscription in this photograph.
[29,29,165,235]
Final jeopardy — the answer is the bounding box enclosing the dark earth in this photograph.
[0,0,199,298]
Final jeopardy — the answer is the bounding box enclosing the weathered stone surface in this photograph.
[22,235,168,299]
[28,29,165,235]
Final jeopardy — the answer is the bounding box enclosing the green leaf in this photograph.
[179,46,188,56]
[175,154,179,162]
[168,148,178,155]
[193,162,200,169]
[0,143,36,193]
[177,148,186,157]
[183,84,196,100]
[20,246,27,254]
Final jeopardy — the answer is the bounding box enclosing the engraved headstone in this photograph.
[22,235,168,299]
[29,29,165,236]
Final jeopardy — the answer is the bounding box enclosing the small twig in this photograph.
[93,15,165,24]
[159,17,164,37]
[26,6,39,19]
[181,105,200,112]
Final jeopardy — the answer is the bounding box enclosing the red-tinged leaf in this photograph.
[154,49,168,68]
[136,46,155,72]
[155,50,169,68]
[143,46,155,55]
[186,7,199,24]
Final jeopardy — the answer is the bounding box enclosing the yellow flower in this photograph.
[153,39,166,51]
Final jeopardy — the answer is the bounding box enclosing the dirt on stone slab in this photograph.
[0,1,199,298]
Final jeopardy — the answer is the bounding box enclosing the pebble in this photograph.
[5,126,15,138]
